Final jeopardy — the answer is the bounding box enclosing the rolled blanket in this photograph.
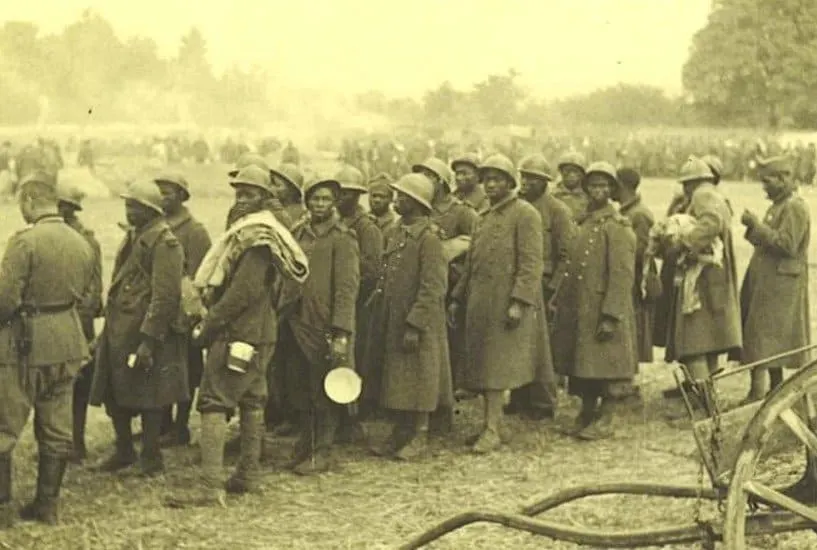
[194,210,309,294]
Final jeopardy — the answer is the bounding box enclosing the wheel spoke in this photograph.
[743,481,817,523]
[778,408,817,455]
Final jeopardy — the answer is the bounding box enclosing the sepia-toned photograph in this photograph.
[0,1,816,548]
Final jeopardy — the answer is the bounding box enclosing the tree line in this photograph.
[1,1,815,132]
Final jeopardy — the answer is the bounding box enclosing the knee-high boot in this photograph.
[70,383,89,463]
[0,454,13,529]
[94,410,137,472]
[139,410,164,477]
[19,454,67,526]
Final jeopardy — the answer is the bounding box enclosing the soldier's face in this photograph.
[125,200,154,227]
[234,184,266,209]
[483,169,512,204]
[307,187,336,222]
[454,165,478,191]
[337,189,361,212]
[157,182,183,214]
[394,191,419,217]
[416,168,444,194]
[369,188,392,215]
[761,174,786,200]
[560,166,584,190]
[584,175,612,205]
[520,174,547,198]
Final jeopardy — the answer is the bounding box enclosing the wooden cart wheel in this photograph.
[723,359,817,549]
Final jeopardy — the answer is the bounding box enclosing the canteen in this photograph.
[227,341,255,374]
[324,367,362,404]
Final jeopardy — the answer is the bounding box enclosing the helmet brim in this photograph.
[389,183,432,212]
[119,193,164,215]
[519,169,553,181]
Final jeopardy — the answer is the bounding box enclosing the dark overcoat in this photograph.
[89,218,189,410]
[283,213,360,411]
[739,191,811,369]
[526,190,575,292]
[619,195,657,362]
[366,219,453,412]
[666,183,742,360]
[552,204,638,380]
[451,195,550,391]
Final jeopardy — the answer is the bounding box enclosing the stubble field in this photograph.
[0,163,815,549]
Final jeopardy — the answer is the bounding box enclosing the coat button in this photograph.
[577,275,583,280]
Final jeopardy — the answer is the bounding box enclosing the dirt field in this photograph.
[0,171,815,549]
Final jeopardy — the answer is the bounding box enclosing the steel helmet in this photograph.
[229,165,274,195]
[334,164,367,193]
[19,170,57,191]
[700,154,724,182]
[57,185,86,211]
[390,173,434,212]
[678,156,715,184]
[154,170,191,201]
[412,157,453,192]
[120,179,165,214]
[557,151,588,173]
[450,152,481,172]
[304,178,341,202]
[583,161,619,186]
[756,155,793,177]
[368,172,394,193]
[518,154,554,181]
[270,162,305,200]
[478,153,518,188]
[229,153,270,177]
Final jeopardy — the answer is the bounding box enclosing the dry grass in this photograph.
[0,167,815,549]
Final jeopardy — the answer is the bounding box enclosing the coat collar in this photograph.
[110,217,170,290]
[432,194,458,215]
[165,206,193,231]
[618,194,642,215]
[482,192,517,215]
[341,204,367,227]
[577,202,617,225]
[455,185,486,207]
[400,217,431,239]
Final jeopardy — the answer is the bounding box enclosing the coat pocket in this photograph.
[777,259,803,276]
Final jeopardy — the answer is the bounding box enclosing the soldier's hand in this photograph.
[595,317,617,342]
[505,301,524,330]
[741,209,759,228]
[134,340,155,372]
[446,303,460,328]
[402,326,420,353]
[331,334,349,363]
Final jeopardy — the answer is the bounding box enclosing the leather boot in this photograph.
[19,455,67,526]
[560,395,597,437]
[576,398,615,441]
[165,412,227,508]
[70,396,89,464]
[226,408,264,494]
[0,454,14,529]
[293,409,336,476]
[94,412,137,472]
[139,410,165,477]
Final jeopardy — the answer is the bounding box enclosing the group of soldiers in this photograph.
[0,138,813,525]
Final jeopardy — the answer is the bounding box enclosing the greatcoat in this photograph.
[366,219,453,412]
[451,194,550,391]
[665,183,742,361]
[89,218,189,411]
[739,191,811,369]
[552,203,638,381]
[619,195,657,362]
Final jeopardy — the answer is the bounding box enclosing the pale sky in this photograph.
[5,0,712,99]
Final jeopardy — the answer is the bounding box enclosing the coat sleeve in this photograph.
[185,223,213,276]
[510,206,545,306]
[405,233,447,331]
[76,234,103,336]
[746,199,810,258]
[197,247,272,341]
[549,199,575,279]
[602,221,637,321]
[630,209,654,262]
[683,188,727,255]
[0,236,29,323]
[356,219,384,286]
[331,233,360,334]
[459,206,479,236]
[140,234,183,342]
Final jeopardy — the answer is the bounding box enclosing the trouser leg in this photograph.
[139,410,164,477]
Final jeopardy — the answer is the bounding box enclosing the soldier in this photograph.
[283,178,359,475]
[506,154,572,419]
[334,165,383,441]
[449,154,549,454]
[738,156,811,402]
[89,180,189,477]
[412,157,478,432]
[451,153,489,212]
[368,172,400,235]
[166,166,309,506]
[368,174,452,460]
[271,162,306,226]
[228,153,294,229]
[613,167,658,367]
[154,171,213,447]
[281,140,300,166]
[661,157,742,411]
[56,186,104,464]
[552,162,637,440]
[552,151,590,219]
[0,172,93,527]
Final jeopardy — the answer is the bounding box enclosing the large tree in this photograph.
[683,0,817,129]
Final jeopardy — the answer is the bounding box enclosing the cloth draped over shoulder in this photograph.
[194,210,310,295]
